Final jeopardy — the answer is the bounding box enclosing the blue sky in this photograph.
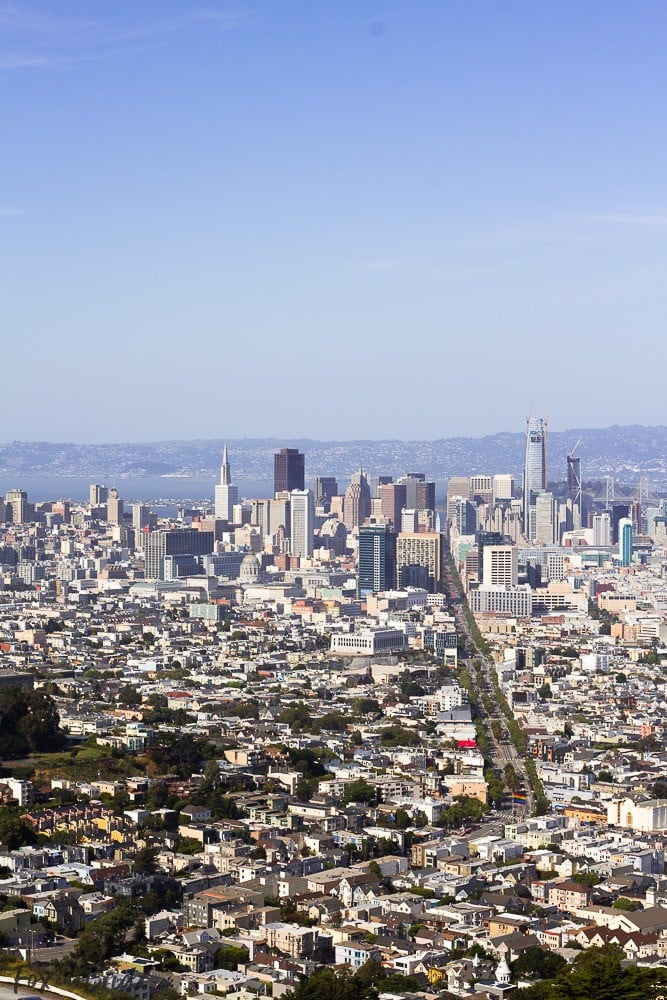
[3,1,667,442]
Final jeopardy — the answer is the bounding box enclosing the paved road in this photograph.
[443,553,534,815]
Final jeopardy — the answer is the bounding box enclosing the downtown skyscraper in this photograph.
[214,444,238,521]
[523,417,547,540]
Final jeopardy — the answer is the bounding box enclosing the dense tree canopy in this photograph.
[517,945,667,1000]
[283,960,422,1000]
[0,687,66,756]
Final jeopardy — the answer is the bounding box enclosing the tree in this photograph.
[511,946,566,981]
[0,809,37,850]
[133,845,159,874]
[342,779,376,806]
[572,871,601,888]
[0,687,66,756]
[215,943,249,970]
[548,944,667,1000]
[613,897,643,911]
[118,684,141,707]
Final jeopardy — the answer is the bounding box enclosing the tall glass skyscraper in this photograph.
[523,417,547,539]
[357,523,396,597]
[619,517,633,567]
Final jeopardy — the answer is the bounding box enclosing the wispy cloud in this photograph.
[0,2,245,71]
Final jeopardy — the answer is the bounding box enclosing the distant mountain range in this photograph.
[1,426,667,488]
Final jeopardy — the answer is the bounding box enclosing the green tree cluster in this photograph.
[516,944,667,999]
[0,687,66,756]
[283,959,420,1000]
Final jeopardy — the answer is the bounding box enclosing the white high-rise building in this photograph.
[214,445,239,522]
[290,489,314,558]
[493,474,514,503]
[523,417,547,539]
[593,512,611,546]
[482,545,518,587]
[535,492,558,545]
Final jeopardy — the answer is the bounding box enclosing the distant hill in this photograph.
[1,425,667,487]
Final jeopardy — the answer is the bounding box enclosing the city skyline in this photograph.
[4,1,667,440]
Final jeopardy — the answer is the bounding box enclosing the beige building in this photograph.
[396,532,442,593]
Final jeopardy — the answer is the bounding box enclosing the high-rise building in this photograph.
[482,545,518,587]
[132,503,151,531]
[476,530,503,582]
[469,475,493,504]
[567,453,582,528]
[611,504,630,544]
[449,496,477,535]
[401,508,419,533]
[290,489,314,558]
[535,492,558,545]
[274,448,305,495]
[5,489,31,525]
[107,487,123,525]
[89,484,108,506]
[144,528,215,580]
[397,473,434,511]
[523,417,548,539]
[396,531,442,593]
[214,445,239,521]
[592,511,611,546]
[448,476,470,501]
[314,477,338,511]
[344,470,371,530]
[415,480,436,512]
[619,517,633,567]
[493,474,514,503]
[357,522,396,597]
[379,482,407,529]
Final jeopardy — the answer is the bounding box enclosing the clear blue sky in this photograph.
[3,1,667,442]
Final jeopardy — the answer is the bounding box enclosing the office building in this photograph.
[493,474,514,503]
[401,509,419,533]
[357,522,396,597]
[214,444,239,521]
[274,448,304,495]
[396,532,442,593]
[5,489,31,525]
[107,488,123,526]
[470,585,533,617]
[535,492,558,545]
[592,512,611,547]
[476,531,503,582]
[344,470,371,530]
[379,482,407,529]
[132,503,151,531]
[611,504,630,544]
[143,528,214,580]
[290,489,314,558]
[448,476,470,501]
[314,477,338,511]
[89,484,108,506]
[469,475,493,504]
[523,417,548,539]
[449,496,477,535]
[397,473,435,511]
[482,545,518,587]
[619,517,633,567]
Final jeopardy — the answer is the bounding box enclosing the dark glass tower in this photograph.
[357,523,396,597]
[274,448,305,495]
